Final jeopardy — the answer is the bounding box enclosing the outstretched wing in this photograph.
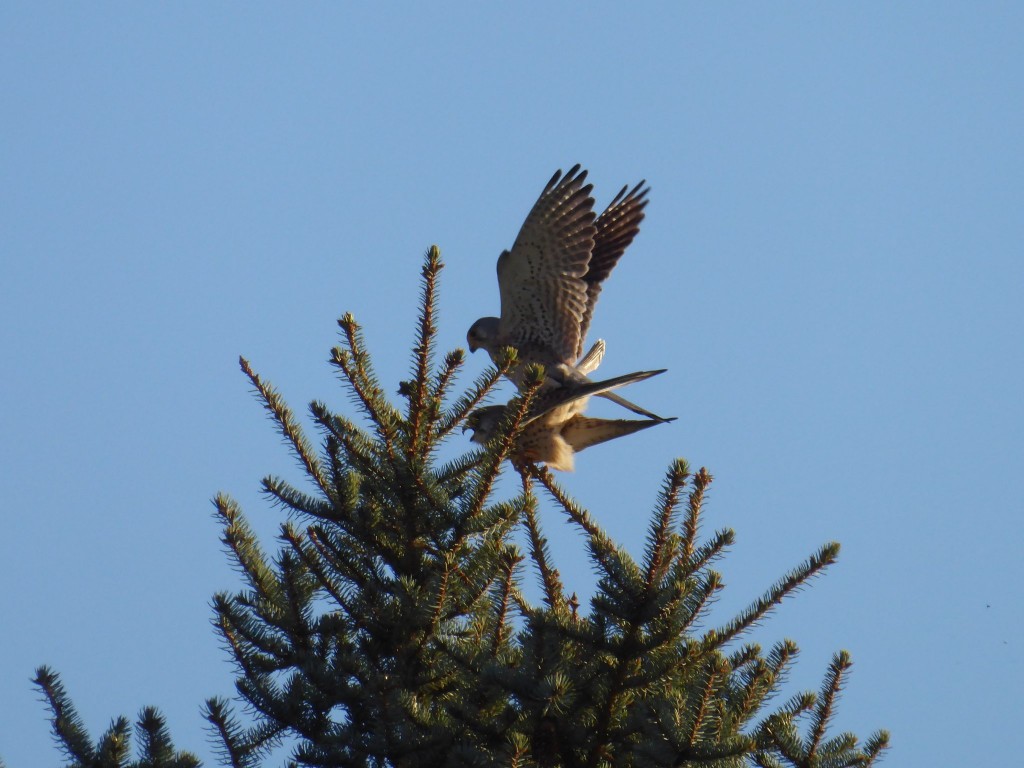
[498,165,596,366]
[561,415,660,453]
[576,181,649,357]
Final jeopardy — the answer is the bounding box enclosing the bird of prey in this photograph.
[466,165,668,421]
[463,368,668,472]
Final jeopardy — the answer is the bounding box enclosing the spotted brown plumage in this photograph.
[463,369,671,472]
[468,165,596,372]
[467,166,671,422]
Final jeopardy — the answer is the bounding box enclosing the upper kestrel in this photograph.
[467,165,668,421]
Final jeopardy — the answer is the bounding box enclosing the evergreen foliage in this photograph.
[32,248,888,767]
[31,668,201,767]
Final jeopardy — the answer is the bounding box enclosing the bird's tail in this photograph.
[596,389,676,423]
[555,368,667,407]
[574,339,606,376]
[551,363,677,423]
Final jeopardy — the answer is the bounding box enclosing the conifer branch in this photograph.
[204,701,245,768]
[35,669,202,767]
[729,642,763,672]
[817,732,859,765]
[673,738,755,767]
[33,667,95,762]
[734,659,773,725]
[752,754,786,768]
[522,490,565,610]
[731,642,798,736]
[431,555,454,631]
[333,313,403,454]
[309,400,367,449]
[406,247,443,456]
[262,475,335,520]
[287,525,363,630]
[96,717,131,764]
[492,551,521,657]
[214,493,281,603]
[311,402,385,489]
[682,467,713,563]
[276,546,315,648]
[807,650,852,760]
[531,466,622,578]
[587,523,682,768]
[136,707,173,762]
[729,639,801,727]
[680,528,735,577]
[437,366,505,438]
[645,459,690,590]
[861,731,892,765]
[458,370,540,523]
[783,691,820,717]
[436,346,517,439]
[444,528,512,614]
[508,582,532,620]
[434,450,484,489]
[761,713,806,766]
[711,542,840,648]
[587,643,640,765]
[306,524,375,598]
[430,349,465,415]
[203,697,277,768]
[685,656,729,750]
[213,595,286,668]
[239,356,333,501]
[766,639,800,680]
[680,571,722,635]
[211,606,253,678]
[137,707,201,767]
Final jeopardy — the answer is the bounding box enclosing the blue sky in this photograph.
[2,3,1021,765]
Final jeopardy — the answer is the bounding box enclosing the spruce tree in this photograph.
[33,248,889,767]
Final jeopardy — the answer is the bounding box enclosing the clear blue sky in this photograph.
[2,3,1021,765]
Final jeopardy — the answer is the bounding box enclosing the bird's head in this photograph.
[466,316,500,354]
[462,405,505,444]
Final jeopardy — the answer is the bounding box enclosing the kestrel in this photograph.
[463,368,668,472]
[466,165,668,421]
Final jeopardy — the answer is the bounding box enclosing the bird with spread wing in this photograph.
[466,165,672,422]
[463,369,668,472]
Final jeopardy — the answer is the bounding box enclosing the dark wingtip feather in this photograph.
[608,184,629,208]
[543,168,563,193]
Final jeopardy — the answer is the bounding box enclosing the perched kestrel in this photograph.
[466,165,669,421]
[463,368,668,472]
